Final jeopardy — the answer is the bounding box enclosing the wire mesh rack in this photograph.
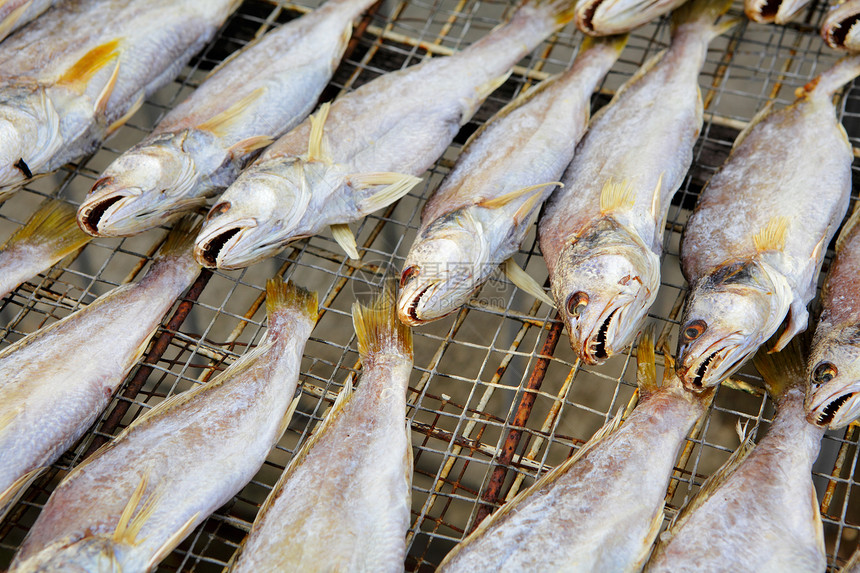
[0,0,859,570]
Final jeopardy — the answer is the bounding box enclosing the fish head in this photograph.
[551,219,660,364]
[398,211,488,325]
[194,157,324,269]
[0,84,61,194]
[12,536,129,572]
[806,324,860,429]
[677,260,792,391]
[77,134,202,237]
[575,0,678,35]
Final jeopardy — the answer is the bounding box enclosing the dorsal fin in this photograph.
[599,178,635,214]
[198,87,266,137]
[752,216,788,253]
[307,102,332,163]
[57,39,121,91]
[836,202,860,253]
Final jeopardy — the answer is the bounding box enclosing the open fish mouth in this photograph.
[195,226,244,268]
[824,13,860,49]
[399,283,433,326]
[808,389,860,428]
[679,337,748,391]
[78,195,124,235]
[582,308,618,364]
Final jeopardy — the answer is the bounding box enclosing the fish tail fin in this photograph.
[579,33,629,57]
[2,199,90,254]
[265,277,319,325]
[671,0,738,40]
[154,215,203,260]
[352,281,413,363]
[753,332,808,398]
[636,328,661,396]
[799,55,860,100]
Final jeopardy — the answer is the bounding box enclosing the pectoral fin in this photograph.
[94,57,121,116]
[478,181,560,211]
[227,135,275,158]
[352,171,422,214]
[0,466,46,522]
[198,88,266,138]
[57,39,121,91]
[145,511,201,571]
[106,93,143,136]
[0,0,31,41]
[307,102,332,163]
[501,258,555,308]
[461,71,512,125]
[753,216,788,253]
[331,222,360,259]
[770,299,809,353]
[599,178,635,214]
[113,471,161,546]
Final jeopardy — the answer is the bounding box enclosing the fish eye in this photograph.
[207,201,231,221]
[567,291,589,317]
[400,265,419,287]
[682,319,707,342]
[812,361,837,385]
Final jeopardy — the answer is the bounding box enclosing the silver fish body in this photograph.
[538,0,732,365]
[10,280,317,573]
[676,57,859,391]
[822,0,860,51]
[194,0,579,269]
[806,206,860,429]
[78,0,373,238]
[647,342,826,572]
[0,0,239,201]
[397,36,623,326]
[0,222,201,521]
[231,294,412,572]
[438,338,712,572]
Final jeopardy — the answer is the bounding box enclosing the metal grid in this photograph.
[0,0,859,570]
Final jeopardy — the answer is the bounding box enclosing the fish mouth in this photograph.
[194,226,244,268]
[746,0,781,22]
[398,283,434,326]
[78,195,125,236]
[575,0,601,34]
[690,349,719,389]
[827,13,860,48]
[808,388,860,428]
[679,336,747,391]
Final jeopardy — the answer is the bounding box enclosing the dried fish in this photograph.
[10,278,318,573]
[806,205,860,429]
[539,0,735,364]
[230,288,411,572]
[0,199,90,299]
[437,333,713,572]
[78,0,375,238]
[0,0,58,43]
[194,0,582,270]
[745,0,809,24]
[0,0,240,202]
[822,0,860,51]
[396,35,625,326]
[646,338,826,572]
[575,0,687,36]
[0,218,202,523]
[676,56,859,390]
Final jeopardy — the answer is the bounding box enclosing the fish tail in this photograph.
[671,0,738,40]
[579,33,629,57]
[636,328,660,396]
[799,54,860,100]
[265,277,319,323]
[513,0,579,29]
[154,215,203,259]
[753,332,808,398]
[352,282,413,362]
[2,199,90,254]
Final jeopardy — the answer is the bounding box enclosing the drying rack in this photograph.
[1,0,859,570]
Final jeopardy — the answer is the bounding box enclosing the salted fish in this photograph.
[396,35,624,326]
[0,0,240,201]
[822,0,860,51]
[646,339,826,572]
[194,0,582,270]
[437,333,713,572]
[78,0,375,238]
[230,289,412,572]
[575,0,689,36]
[538,0,735,365]
[805,204,860,429]
[0,218,202,523]
[0,0,59,43]
[745,0,810,24]
[0,199,90,299]
[676,57,860,391]
[10,278,318,572]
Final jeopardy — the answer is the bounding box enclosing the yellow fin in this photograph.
[501,258,555,308]
[636,329,659,396]
[265,277,318,323]
[732,101,773,151]
[198,88,266,137]
[650,172,664,223]
[113,471,161,545]
[479,182,560,211]
[632,505,667,570]
[155,215,203,259]
[513,187,545,227]
[353,171,422,213]
[94,57,121,116]
[0,465,46,522]
[57,39,121,91]
[106,93,143,136]
[752,216,789,253]
[307,102,332,163]
[836,202,860,253]
[1,199,90,254]
[330,222,359,260]
[145,511,200,571]
[277,392,302,439]
[227,135,274,158]
[462,71,512,125]
[0,0,31,42]
[599,178,635,214]
[352,285,412,360]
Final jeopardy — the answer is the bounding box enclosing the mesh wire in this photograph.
[0,0,859,570]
